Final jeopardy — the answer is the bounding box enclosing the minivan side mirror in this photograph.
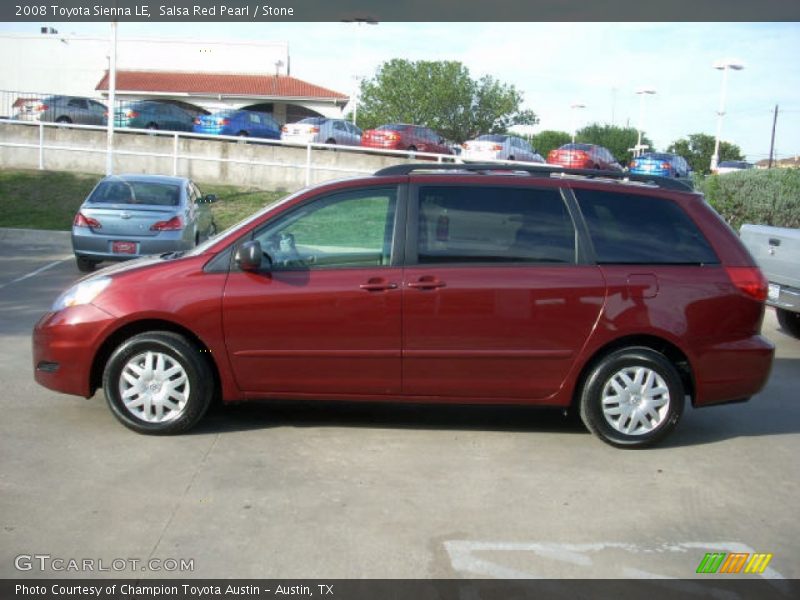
[234,240,264,272]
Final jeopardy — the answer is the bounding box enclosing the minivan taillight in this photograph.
[150,216,183,231]
[725,267,768,302]
[73,213,101,228]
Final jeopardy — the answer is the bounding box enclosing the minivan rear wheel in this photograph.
[102,332,213,434]
[579,347,684,448]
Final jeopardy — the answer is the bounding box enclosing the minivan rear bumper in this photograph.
[692,334,775,406]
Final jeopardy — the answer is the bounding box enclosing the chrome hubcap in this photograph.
[601,366,670,435]
[119,351,189,423]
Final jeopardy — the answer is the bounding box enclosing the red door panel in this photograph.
[222,268,401,395]
[402,266,606,400]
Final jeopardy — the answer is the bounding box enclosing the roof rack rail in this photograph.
[372,163,695,192]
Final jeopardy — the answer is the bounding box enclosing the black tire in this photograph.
[56,116,72,124]
[579,347,684,448]
[776,308,800,338]
[102,331,213,435]
[237,130,249,137]
[146,122,158,130]
[76,256,97,273]
[407,145,417,152]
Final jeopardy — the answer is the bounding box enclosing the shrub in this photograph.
[694,169,800,231]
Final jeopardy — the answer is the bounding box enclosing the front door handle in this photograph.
[407,276,446,290]
[360,278,398,292]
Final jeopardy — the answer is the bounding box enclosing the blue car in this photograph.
[193,109,281,139]
[629,152,692,179]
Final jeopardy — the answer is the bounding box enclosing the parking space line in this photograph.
[0,256,72,289]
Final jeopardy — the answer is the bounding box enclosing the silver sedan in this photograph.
[461,134,545,163]
[71,174,218,272]
[281,117,362,146]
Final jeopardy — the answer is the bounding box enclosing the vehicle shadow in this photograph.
[660,356,800,448]
[193,400,589,437]
[193,357,800,446]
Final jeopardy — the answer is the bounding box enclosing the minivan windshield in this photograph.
[184,188,305,257]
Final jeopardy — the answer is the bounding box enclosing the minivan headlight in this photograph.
[52,277,112,311]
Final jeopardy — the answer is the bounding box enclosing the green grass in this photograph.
[0,169,286,232]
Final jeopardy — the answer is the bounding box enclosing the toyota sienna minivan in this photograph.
[33,164,774,447]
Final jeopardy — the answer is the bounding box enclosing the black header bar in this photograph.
[3,0,800,22]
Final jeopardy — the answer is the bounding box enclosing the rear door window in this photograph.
[416,186,577,264]
[574,189,719,264]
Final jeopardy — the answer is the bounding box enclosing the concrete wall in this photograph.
[0,121,413,191]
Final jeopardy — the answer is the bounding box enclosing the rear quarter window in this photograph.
[574,189,719,265]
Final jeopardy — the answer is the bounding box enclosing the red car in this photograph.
[547,143,623,171]
[361,123,452,155]
[33,164,773,447]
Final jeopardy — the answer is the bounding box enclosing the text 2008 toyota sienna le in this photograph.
[33,164,774,448]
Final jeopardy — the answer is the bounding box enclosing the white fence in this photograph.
[0,119,459,190]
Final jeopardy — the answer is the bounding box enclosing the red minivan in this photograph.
[33,164,774,447]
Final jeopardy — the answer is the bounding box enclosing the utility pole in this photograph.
[768,104,778,169]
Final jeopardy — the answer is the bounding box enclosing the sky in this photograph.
[1,21,799,162]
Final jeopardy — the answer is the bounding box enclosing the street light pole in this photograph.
[710,60,744,172]
[345,18,378,125]
[105,20,117,176]
[635,88,656,157]
[570,102,585,144]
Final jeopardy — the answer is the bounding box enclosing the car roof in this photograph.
[104,174,188,185]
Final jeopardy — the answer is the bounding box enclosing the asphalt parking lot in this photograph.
[0,229,798,584]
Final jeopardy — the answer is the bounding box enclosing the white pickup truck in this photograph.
[740,224,800,338]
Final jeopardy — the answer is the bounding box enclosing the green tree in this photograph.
[530,130,571,158]
[667,133,744,175]
[575,123,652,166]
[356,59,538,143]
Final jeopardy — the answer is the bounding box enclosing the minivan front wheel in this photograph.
[102,332,213,434]
[579,347,684,448]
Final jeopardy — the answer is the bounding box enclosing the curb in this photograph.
[0,228,71,244]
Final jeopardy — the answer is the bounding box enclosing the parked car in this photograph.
[629,152,692,179]
[34,163,774,447]
[14,95,107,125]
[193,109,281,139]
[740,224,800,338]
[114,101,195,131]
[547,143,622,171]
[462,134,545,163]
[714,160,754,175]
[361,124,452,154]
[71,174,218,272]
[281,117,362,146]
